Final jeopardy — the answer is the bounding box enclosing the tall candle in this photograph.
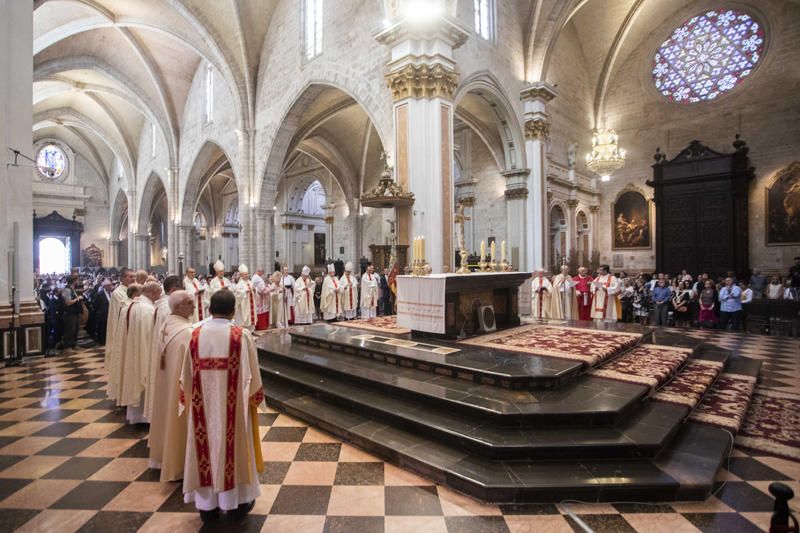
[490,241,496,261]
[414,237,419,260]
[421,237,425,261]
[480,240,486,260]
[501,241,506,262]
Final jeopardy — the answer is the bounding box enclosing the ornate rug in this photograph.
[736,389,800,461]
[335,316,411,335]
[689,373,757,433]
[652,359,724,408]
[589,345,692,391]
[459,324,642,367]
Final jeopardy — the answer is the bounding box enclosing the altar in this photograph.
[396,272,531,338]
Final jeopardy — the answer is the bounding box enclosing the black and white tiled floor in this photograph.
[0,331,798,532]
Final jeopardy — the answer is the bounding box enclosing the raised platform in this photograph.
[257,320,761,503]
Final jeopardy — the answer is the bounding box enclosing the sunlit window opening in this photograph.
[305,0,323,60]
[39,237,70,274]
[474,0,494,41]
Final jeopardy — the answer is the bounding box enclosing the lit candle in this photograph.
[480,240,486,261]
[501,241,506,262]
[414,237,419,260]
[490,241,496,262]
[421,236,425,261]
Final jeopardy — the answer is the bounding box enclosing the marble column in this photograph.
[237,128,256,269]
[502,169,531,270]
[110,240,121,267]
[178,225,195,269]
[134,233,149,270]
[322,204,335,259]
[376,17,468,273]
[520,82,558,271]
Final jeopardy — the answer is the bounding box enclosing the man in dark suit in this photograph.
[94,280,113,345]
[379,268,392,316]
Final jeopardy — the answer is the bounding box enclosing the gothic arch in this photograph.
[180,139,238,226]
[137,171,168,236]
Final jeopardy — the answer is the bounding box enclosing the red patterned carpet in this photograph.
[652,359,724,408]
[335,316,411,335]
[459,325,642,367]
[736,389,800,461]
[589,344,692,390]
[689,373,758,433]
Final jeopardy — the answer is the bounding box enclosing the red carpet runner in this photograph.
[335,316,410,335]
[652,359,724,408]
[589,344,692,391]
[736,389,800,461]
[689,373,757,433]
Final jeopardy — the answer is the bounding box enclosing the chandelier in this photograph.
[585,129,626,182]
[360,152,415,209]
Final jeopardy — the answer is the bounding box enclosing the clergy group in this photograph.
[530,264,620,321]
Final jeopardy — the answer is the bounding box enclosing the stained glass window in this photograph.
[652,9,764,103]
[36,144,66,180]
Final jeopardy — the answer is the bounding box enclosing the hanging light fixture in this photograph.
[586,129,626,182]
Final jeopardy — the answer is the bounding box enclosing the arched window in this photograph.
[301,180,327,215]
[39,237,69,274]
[36,144,67,180]
[653,9,764,103]
[304,0,323,60]
[204,64,214,123]
[474,0,494,41]
[151,123,157,158]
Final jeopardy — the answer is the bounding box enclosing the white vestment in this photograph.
[278,275,295,327]
[148,313,193,480]
[591,274,620,320]
[531,275,552,319]
[184,276,207,323]
[208,275,232,300]
[234,279,257,330]
[252,274,270,315]
[550,274,575,320]
[180,319,264,511]
[104,284,129,388]
[107,298,132,402]
[144,297,171,419]
[339,273,359,319]
[360,272,379,319]
[114,295,157,423]
[321,275,343,320]
[294,276,316,324]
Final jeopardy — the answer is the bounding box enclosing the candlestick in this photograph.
[480,240,486,261]
[501,241,506,262]
[490,241,496,261]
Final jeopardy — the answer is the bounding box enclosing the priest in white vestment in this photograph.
[105,268,134,389]
[184,267,207,323]
[279,267,295,327]
[294,266,316,325]
[144,275,181,420]
[233,264,257,331]
[148,290,194,481]
[591,265,621,321]
[208,260,231,298]
[321,264,343,321]
[115,282,161,423]
[339,262,359,320]
[531,271,552,320]
[550,265,576,320]
[108,283,140,403]
[360,265,379,319]
[251,269,271,331]
[180,289,264,522]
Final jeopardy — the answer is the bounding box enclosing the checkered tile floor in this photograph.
[0,332,798,532]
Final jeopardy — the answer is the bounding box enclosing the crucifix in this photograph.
[454,202,471,273]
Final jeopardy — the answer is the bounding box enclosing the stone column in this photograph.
[110,240,121,267]
[237,128,256,269]
[376,17,468,273]
[166,167,179,273]
[264,210,275,272]
[589,205,600,258]
[134,233,149,270]
[178,225,195,269]
[520,83,558,271]
[322,204,335,259]
[502,169,530,270]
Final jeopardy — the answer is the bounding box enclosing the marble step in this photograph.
[262,375,731,503]
[262,356,688,459]
[259,336,649,427]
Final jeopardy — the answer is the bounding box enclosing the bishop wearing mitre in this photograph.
[105,268,134,391]
[339,262,359,320]
[550,265,575,320]
[321,264,343,321]
[115,281,162,424]
[144,275,181,421]
[180,289,265,522]
[208,260,231,299]
[184,267,207,323]
[294,266,316,325]
[591,264,620,321]
[148,290,194,481]
[531,271,552,320]
[234,264,257,331]
[360,264,379,319]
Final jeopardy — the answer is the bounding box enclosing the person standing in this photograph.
[652,278,672,326]
[251,269,272,331]
[59,276,82,353]
[698,280,717,328]
[208,261,231,300]
[340,262,359,320]
[749,269,767,299]
[280,267,295,327]
[294,266,316,325]
[531,271,552,320]
[360,264,379,319]
[105,268,134,380]
[591,265,620,321]
[379,268,391,316]
[148,290,195,481]
[573,267,594,321]
[180,289,264,523]
[718,277,743,330]
[94,280,113,345]
[184,267,207,323]
[790,257,800,289]
[767,276,783,299]
[144,275,181,421]
[233,265,257,331]
[321,264,343,322]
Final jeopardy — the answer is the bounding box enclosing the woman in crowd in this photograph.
[632,279,651,325]
[698,279,717,328]
[671,280,692,327]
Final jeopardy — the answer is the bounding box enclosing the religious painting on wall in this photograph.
[81,243,103,267]
[766,161,800,246]
[612,190,651,250]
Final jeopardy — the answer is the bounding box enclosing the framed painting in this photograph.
[612,190,651,250]
[766,162,800,246]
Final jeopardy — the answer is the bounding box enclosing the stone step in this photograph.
[262,375,731,503]
[259,334,649,427]
[688,357,761,435]
[262,355,688,459]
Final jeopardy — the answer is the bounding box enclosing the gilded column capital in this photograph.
[386,63,459,101]
[524,118,550,141]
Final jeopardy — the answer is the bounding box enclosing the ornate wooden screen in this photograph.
[647,136,754,276]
